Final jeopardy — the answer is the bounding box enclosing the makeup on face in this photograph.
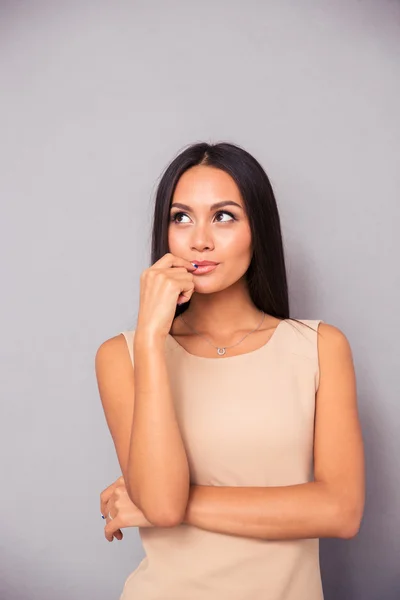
[190,261,219,275]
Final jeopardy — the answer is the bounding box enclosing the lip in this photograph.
[192,263,219,275]
[192,260,219,266]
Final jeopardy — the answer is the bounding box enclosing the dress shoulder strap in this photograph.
[282,319,324,390]
[120,329,135,366]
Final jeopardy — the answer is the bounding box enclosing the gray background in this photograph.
[1,1,399,598]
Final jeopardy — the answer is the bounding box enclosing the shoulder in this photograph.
[317,321,352,352]
[288,319,350,346]
[284,319,353,365]
[291,320,354,393]
[316,321,354,366]
[95,331,134,373]
[281,318,322,356]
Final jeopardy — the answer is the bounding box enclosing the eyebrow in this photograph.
[170,200,243,211]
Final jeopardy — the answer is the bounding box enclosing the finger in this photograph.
[176,279,195,304]
[162,269,195,301]
[101,495,112,518]
[152,253,197,271]
[100,483,114,513]
[100,481,118,517]
[106,518,123,541]
[104,517,123,542]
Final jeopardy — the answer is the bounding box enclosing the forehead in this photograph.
[173,165,243,205]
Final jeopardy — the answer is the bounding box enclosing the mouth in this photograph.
[191,262,219,275]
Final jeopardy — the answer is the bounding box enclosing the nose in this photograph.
[190,220,215,251]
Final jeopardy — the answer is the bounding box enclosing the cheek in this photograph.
[219,226,252,257]
[167,228,184,253]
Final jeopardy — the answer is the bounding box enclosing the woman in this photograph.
[95,141,365,599]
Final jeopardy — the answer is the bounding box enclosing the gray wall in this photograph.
[1,1,399,598]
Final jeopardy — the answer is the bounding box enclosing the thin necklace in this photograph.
[179,310,266,356]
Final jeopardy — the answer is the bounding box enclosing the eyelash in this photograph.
[170,210,237,223]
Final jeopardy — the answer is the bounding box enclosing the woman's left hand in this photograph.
[101,476,155,542]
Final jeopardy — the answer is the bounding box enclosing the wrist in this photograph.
[183,484,196,525]
[134,328,166,348]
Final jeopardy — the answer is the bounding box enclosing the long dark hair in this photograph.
[150,140,316,334]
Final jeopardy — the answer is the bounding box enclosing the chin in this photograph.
[195,280,231,294]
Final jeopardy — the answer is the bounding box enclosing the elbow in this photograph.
[337,503,364,539]
[140,501,185,528]
[145,497,187,527]
[126,481,185,528]
[147,511,184,528]
[327,481,365,539]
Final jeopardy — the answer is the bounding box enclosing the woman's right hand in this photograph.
[100,476,155,542]
[136,252,197,339]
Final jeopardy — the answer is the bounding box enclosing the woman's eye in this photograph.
[170,211,190,223]
[170,210,235,223]
[215,210,235,222]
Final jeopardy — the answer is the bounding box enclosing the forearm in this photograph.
[127,329,190,526]
[183,481,351,540]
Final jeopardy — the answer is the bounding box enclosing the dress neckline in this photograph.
[167,318,287,362]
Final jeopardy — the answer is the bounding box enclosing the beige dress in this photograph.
[118,318,324,600]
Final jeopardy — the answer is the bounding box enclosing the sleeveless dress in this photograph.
[118,318,324,600]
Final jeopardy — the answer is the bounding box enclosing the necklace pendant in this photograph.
[217,347,226,356]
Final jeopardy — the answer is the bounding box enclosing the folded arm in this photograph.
[183,323,365,540]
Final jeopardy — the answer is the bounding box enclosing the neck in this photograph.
[179,279,264,336]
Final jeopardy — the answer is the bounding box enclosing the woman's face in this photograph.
[168,165,253,293]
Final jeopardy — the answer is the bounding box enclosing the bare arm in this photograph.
[96,254,196,527]
[128,329,190,526]
[184,481,353,540]
[183,323,365,540]
[95,332,190,527]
